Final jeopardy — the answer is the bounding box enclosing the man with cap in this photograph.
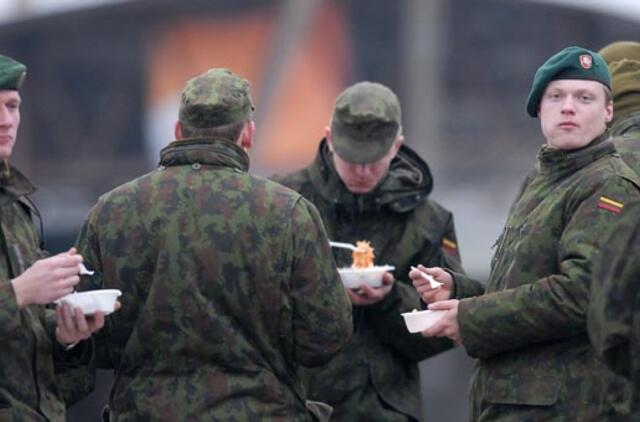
[587,41,640,415]
[411,46,640,420]
[74,68,352,421]
[0,53,105,420]
[599,41,640,171]
[273,81,464,421]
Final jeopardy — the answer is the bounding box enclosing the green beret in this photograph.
[331,81,401,164]
[179,68,254,128]
[0,54,26,91]
[599,41,640,65]
[526,46,611,118]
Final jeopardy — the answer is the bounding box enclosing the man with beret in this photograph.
[273,81,464,421]
[0,53,105,420]
[411,46,640,420]
[587,41,640,415]
[74,68,352,421]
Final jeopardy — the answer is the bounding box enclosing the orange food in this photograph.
[352,241,375,269]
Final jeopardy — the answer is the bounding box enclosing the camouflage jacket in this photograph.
[586,114,640,414]
[612,112,640,175]
[273,140,464,421]
[75,138,352,421]
[0,164,92,421]
[452,138,640,421]
[588,201,640,414]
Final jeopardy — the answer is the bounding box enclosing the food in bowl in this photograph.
[352,240,375,269]
[54,289,122,315]
[338,265,395,289]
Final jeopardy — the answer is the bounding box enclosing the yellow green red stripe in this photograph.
[442,238,457,250]
[599,196,624,209]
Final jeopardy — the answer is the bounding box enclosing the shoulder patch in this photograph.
[597,196,624,214]
[442,238,458,255]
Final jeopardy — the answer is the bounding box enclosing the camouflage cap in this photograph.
[330,81,401,164]
[0,54,26,91]
[179,68,254,128]
[609,59,640,121]
[599,41,640,65]
[526,46,611,118]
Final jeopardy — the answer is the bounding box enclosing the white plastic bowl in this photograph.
[55,289,122,315]
[337,265,395,289]
[401,309,446,333]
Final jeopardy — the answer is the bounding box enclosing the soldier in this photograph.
[0,54,104,421]
[273,82,464,421]
[74,68,352,421]
[411,46,640,420]
[587,42,640,414]
[599,41,640,172]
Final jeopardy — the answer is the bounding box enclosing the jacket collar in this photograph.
[307,139,433,215]
[537,133,615,175]
[0,160,36,199]
[159,138,250,172]
[610,112,640,138]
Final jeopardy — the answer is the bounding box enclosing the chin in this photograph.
[347,185,373,194]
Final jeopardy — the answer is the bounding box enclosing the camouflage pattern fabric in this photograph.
[452,137,639,420]
[179,68,254,128]
[0,164,91,421]
[588,201,640,414]
[588,113,640,414]
[612,112,640,175]
[75,138,352,421]
[273,140,464,421]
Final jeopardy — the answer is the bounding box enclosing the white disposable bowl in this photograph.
[55,289,122,315]
[338,265,395,289]
[401,309,446,333]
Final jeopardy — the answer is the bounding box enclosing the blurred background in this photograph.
[0,0,637,420]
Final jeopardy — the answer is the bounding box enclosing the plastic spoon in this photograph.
[410,266,442,289]
[329,241,365,252]
[79,263,95,276]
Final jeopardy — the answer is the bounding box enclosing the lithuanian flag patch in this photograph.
[442,238,458,255]
[597,196,624,214]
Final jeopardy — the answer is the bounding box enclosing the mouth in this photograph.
[558,122,578,129]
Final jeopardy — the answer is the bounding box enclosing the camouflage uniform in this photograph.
[75,68,352,422]
[274,140,464,421]
[586,48,640,416]
[450,137,640,420]
[0,54,93,421]
[608,59,640,174]
[588,201,640,414]
[612,112,640,174]
[0,164,93,421]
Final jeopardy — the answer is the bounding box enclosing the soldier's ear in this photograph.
[325,126,335,153]
[174,121,183,140]
[239,120,255,152]
[605,101,613,123]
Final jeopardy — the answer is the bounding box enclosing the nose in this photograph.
[560,97,576,114]
[353,164,371,177]
[0,105,11,126]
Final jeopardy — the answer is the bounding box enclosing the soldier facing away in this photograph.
[411,46,640,420]
[273,81,464,421]
[587,41,640,416]
[599,41,640,173]
[0,54,104,421]
[74,68,352,421]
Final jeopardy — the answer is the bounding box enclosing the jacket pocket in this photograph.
[485,374,561,406]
